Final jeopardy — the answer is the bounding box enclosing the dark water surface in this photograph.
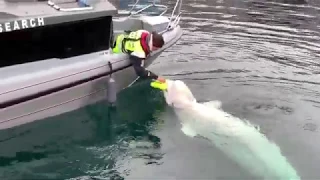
[1,0,320,179]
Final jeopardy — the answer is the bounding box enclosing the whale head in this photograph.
[163,80,197,109]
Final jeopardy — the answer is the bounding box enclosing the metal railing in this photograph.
[166,0,182,31]
[119,0,182,31]
[126,0,167,16]
[47,0,93,12]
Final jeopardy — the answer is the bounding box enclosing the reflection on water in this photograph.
[1,0,320,179]
[0,81,166,179]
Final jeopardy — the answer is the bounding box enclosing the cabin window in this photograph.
[0,16,113,68]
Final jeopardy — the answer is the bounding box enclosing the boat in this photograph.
[0,0,183,130]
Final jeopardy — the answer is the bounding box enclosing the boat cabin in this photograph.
[0,0,117,68]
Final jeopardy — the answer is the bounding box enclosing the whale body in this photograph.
[162,79,300,180]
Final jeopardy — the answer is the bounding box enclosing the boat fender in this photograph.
[107,61,117,106]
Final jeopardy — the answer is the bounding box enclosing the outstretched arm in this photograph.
[130,56,159,80]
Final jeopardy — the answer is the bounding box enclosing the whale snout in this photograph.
[163,80,196,108]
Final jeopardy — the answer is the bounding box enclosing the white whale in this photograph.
[162,79,300,180]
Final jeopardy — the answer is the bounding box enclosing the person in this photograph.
[111,29,166,83]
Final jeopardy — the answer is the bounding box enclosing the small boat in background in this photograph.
[0,0,183,130]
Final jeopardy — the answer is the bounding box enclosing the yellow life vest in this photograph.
[112,30,147,58]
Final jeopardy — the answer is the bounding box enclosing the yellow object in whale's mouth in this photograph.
[150,80,168,91]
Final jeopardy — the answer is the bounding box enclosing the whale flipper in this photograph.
[202,100,222,109]
[181,123,197,137]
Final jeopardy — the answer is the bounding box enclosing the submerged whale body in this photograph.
[162,79,300,180]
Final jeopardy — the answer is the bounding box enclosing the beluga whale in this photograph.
[152,79,300,180]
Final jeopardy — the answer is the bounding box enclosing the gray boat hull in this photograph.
[0,22,182,130]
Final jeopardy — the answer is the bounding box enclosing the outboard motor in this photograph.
[107,61,117,106]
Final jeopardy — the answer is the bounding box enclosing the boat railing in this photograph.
[119,0,182,32]
[165,0,182,31]
[126,0,168,16]
[47,0,94,12]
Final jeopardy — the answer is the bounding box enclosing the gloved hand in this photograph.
[156,76,166,83]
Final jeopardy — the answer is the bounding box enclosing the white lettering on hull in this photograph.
[0,18,45,33]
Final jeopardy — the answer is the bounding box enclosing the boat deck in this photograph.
[0,0,118,25]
